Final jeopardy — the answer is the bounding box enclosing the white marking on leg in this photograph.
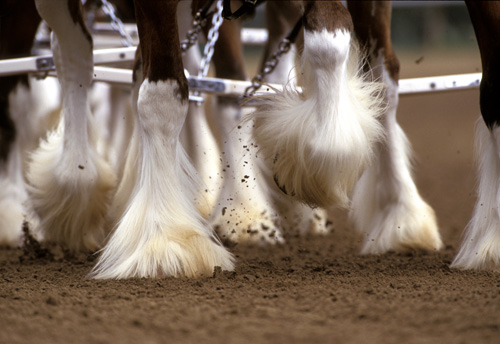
[180,44,222,218]
[0,77,60,245]
[92,80,234,279]
[211,103,284,245]
[350,54,442,254]
[260,28,330,236]
[251,29,384,208]
[28,1,116,251]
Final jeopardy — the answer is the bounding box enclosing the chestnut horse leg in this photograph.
[0,0,42,244]
[258,1,330,237]
[92,0,233,278]
[178,0,223,219]
[251,0,384,210]
[347,1,442,254]
[29,0,116,252]
[209,17,285,244]
[452,1,500,270]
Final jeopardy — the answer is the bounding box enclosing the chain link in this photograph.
[95,0,291,100]
[180,12,205,53]
[100,0,134,47]
[198,0,223,78]
[184,0,223,104]
[244,37,293,97]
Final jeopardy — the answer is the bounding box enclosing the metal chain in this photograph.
[100,0,134,47]
[180,12,205,54]
[184,0,223,104]
[244,37,293,97]
[198,0,223,78]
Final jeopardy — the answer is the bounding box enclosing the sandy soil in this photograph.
[1,51,500,344]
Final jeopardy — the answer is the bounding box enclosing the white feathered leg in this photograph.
[91,80,234,278]
[258,11,329,236]
[179,16,222,218]
[349,57,442,254]
[27,1,116,252]
[251,29,384,208]
[181,102,222,219]
[0,78,60,245]
[90,83,133,179]
[0,102,26,245]
[451,121,500,270]
[211,101,284,245]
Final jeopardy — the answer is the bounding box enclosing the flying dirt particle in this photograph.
[415,56,424,64]
[222,207,227,216]
[78,165,84,170]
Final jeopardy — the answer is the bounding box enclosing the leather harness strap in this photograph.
[222,0,261,20]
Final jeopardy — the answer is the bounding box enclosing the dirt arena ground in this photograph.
[2,50,499,343]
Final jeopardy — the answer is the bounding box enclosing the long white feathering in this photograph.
[452,120,500,270]
[248,29,385,209]
[27,115,116,252]
[91,80,234,279]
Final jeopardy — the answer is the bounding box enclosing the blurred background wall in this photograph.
[241,1,481,78]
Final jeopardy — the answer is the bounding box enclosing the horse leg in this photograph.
[0,0,43,244]
[27,0,115,252]
[92,0,234,278]
[257,1,330,236]
[209,17,284,244]
[178,0,223,219]
[251,0,384,210]
[451,1,500,270]
[347,1,442,254]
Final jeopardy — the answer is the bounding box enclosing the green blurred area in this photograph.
[240,1,480,78]
[391,1,476,51]
[244,1,476,50]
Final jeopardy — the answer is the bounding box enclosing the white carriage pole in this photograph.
[0,47,136,77]
[0,53,482,98]
[91,66,482,97]
[399,73,481,94]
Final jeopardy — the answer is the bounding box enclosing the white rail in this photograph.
[89,66,485,97]
[1,47,482,98]
[92,66,481,97]
[0,47,136,77]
